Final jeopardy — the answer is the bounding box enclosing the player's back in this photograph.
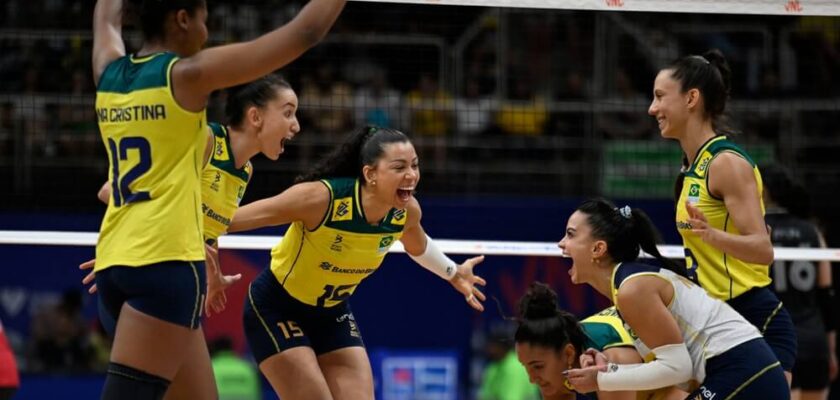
[612,262,762,385]
[95,52,206,270]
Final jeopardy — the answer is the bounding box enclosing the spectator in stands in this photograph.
[479,325,539,400]
[353,68,402,129]
[27,289,94,372]
[0,318,18,400]
[596,68,652,140]
[496,78,547,137]
[454,78,497,136]
[406,73,453,136]
[300,64,353,134]
[210,337,262,400]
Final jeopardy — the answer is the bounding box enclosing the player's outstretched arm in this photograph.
[92,0,126,85]
[229,181,329,233]
[400,198,486,311]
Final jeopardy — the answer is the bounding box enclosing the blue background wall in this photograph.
[0,196,677,399]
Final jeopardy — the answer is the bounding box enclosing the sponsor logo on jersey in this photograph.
[696,152,712,176]
[332,197,353,221]
[331,234,344,252]
[214,136,229,161]
[210,171,221,192]
[390,209,407,226]
[699,386,717,399]
[236,185,245,204]
[320,261,333,271]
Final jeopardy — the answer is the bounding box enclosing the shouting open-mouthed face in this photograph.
[256,88,300,160]
[364,141,420,209]
[557,210,603,285]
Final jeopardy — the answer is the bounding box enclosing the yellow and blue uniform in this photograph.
[244,177,406,362]
[201,122,252,245]
[94,52,206,332]
[270,177,406,307]
[580,307,673,400]
[675,135,795,371]
[611,262,788,399]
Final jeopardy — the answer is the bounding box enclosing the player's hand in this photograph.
[579,348,608,369]
[204,244,241,317]
[450,255,487,312]
[79,258,98,294]
[686,201,718,243]
[565,363,607,394]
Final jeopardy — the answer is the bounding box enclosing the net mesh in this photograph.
[0,1,838,210]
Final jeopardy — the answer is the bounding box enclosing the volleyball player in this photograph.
[558,199,788,398]
[91,0,344,397]
[647,49,796,382]
[228,126,487,399]
[762,164,837,399]
[515,283,685,400]
[87,74,300,312]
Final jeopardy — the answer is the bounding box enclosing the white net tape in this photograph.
[2,230,839,261]
[353,0,840,16]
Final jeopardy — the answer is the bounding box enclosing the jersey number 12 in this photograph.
[107,137,152,206]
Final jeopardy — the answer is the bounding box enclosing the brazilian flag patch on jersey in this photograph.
[688,183,701,204]
[378,236,394,253]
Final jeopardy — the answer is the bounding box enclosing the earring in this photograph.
[371,180,377,186]
[563,362,575,391]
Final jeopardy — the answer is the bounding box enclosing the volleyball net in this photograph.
[2,230,839,261]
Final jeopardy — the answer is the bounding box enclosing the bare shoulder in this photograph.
[405,197,422,227]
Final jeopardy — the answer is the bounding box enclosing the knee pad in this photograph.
[101,362,170,400]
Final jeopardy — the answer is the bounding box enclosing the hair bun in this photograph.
[702,49,731,95]
[519,282,559,320]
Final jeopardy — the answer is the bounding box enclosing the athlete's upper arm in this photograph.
[399,198,426,255]
[92,0,126,86]
[97,181,111,205]
[603,346,643,365]
[229,181,329,233]
[616,276,682,350]
[708,153,770,239]
[172,0,345,104]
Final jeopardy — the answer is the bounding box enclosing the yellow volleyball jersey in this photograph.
[581,307,673,400]
[201,123,252,244]
[675,136,770,300]
[270,178,407,307]
[95,52,206,270]
[581,306,634,351]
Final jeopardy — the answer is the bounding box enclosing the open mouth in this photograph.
[397,186,415,202]
[279,135,294,153]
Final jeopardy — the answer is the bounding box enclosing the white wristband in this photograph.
[596,343,692,391]
[409,235,458,280]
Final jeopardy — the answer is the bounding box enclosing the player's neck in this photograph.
[228,125,257,169]
[590,264,616,300]
[359,186,390,225]
[679,119,716,164]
